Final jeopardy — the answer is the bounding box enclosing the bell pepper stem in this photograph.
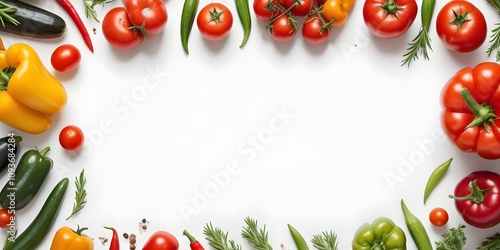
[73,225,89,235]
[460,88,497,130]
[38,146,50,157]
[13,136,21,144]
[449,180,489,204]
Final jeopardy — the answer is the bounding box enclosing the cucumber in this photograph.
[0,0,66,38]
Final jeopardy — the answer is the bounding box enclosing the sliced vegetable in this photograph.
[0,146,53,210]
[180,0,200,54]
[50,225,94,250]
[423,158,452,204]
[400,199,433,249]
[351,217,406,250]
[288,224,309,250]
[183,230,206,250]
[4,177,69,250]
[0,135,20,173]
[434,224,466,250]
[449,171,500,228]
[143,230,180,250]
[235,0,252,47]
[241,217,272,250]
[56,0,94,52]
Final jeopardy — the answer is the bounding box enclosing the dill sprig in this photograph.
[311,231,339,250]
[66,169,87,220]
[241,217,273,250]
[477,233,500,250]
[203,222,242,250]
[435,224,466,250]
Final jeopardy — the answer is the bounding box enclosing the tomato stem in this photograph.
[460,88,497,131]
[381,0,404,16]
[449,180,489,204]
[450,9,471,30]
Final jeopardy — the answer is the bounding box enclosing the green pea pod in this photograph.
[0,146,52,210]
[423,158,452,204]
[234,0,251,48]
[4,177,69,250]
[180,0,200,54]
[400,199,432,250]
[288,224,309,250]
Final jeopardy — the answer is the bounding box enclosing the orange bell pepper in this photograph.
[50,225,94,250]
[0,39,67,134]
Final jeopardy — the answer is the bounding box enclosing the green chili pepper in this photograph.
[4,177,69,250]
[180,0,200,55]
[423,158,452,204]
[352,217,406,250]
[400,199,432,249]
[234,0,251,48]
[0,146,52,210]
[288,224,309,250]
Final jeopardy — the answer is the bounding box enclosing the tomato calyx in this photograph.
[460,88,497,131]
[207,6,226,24]
[450,9,471,30]
[129,21,150,39]
[380,0,404,17]
[449,180,489,204]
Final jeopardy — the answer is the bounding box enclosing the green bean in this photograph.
[180,0,200,55]
[234,0,252,48]
[423,158,453,204]
[288,224,309,250]
[400,199,433,250]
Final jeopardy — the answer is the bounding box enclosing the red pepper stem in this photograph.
[448,180,489,204]
[460,88,497,130]
[183,229,197,243]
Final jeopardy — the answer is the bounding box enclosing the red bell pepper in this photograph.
[449,170,500,228]
[440,62,500,159]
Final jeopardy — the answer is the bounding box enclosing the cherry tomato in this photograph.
[429,207,449,227]
[0,208,11,229]
[362,0,418,39]
[197,2,233,41]
[436,0,487,53]
[143,231,179,250]
[279,0,312,16]
[123,0,168,36]
[253,0,278,20]
[269,14,297,42]
[102,7,146,50]
[59,125,85,151]
[321,0,355,27]
[51,44,81,72]
[302,14,329,44]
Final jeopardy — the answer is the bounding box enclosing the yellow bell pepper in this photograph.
[50,226,94,250]
[0,39,67,134]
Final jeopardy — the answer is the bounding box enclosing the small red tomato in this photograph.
[270,14,297,42]
[123,0,168,36]
[197,2,233,41]
[0,208,12,229]
[302,14,329,44]
[429,207,449,227]
[51,44,81,72]
[143,231,179,250]
[59,125,85,151]
[102,7,146,50]
[253,0,278,20]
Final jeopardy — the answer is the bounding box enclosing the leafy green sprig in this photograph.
[241,217,273,250]
[203,222,242,250]
[435,224,466,250]
[477,233,500,250]
[83,0,115,22]
[66,169,87,220]
[311,231,339,250]
[486,0,500,61]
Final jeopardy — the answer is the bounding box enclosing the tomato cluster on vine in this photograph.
[253,0,354,44]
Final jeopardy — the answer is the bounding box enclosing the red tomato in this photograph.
[102,7,146,50]
[302,14,329,44]
[269,14,297,41]
[123,0,168,36]
[436,0,487,53]
[51,44,81,72]
[59,125,85,151]
[197,2,233,41]
[143,231,179,250]
[362,0,418,39]
[0,208,11,229]
[279,0,312,16]
[429,207,449,227]
[253,0,278,20]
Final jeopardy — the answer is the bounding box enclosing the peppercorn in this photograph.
[130,244,136,250]
[123,233,129,239]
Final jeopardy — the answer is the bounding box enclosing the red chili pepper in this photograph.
[103,226,120,250]
[183,230,205,250]
[55,0,94,53]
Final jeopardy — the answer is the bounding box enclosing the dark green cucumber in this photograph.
[4,177,69,250]
[0,0,66,38]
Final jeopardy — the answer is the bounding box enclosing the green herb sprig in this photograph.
[0,2,19,27]
[311,231,338,250]
[241,217,272,250]
[435,224,466,250]
[66,169,87,220]
[83,0,115,22]
[486,0,500,61]
[477,233,500,250]
[203,222,242,250]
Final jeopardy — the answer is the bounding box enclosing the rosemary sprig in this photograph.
[203,222,242,250]
[66,169,87,220]
[311,231,338,250]
[477,233,500,250]
[83,0,115,22]
[486,0,500,61]
[435,224,466,250]
[241,217,273,250]
[0,2,19,27]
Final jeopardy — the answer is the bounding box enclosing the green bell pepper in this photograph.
[352,217,407,250]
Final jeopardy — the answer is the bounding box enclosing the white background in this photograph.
[0,0,500,249]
